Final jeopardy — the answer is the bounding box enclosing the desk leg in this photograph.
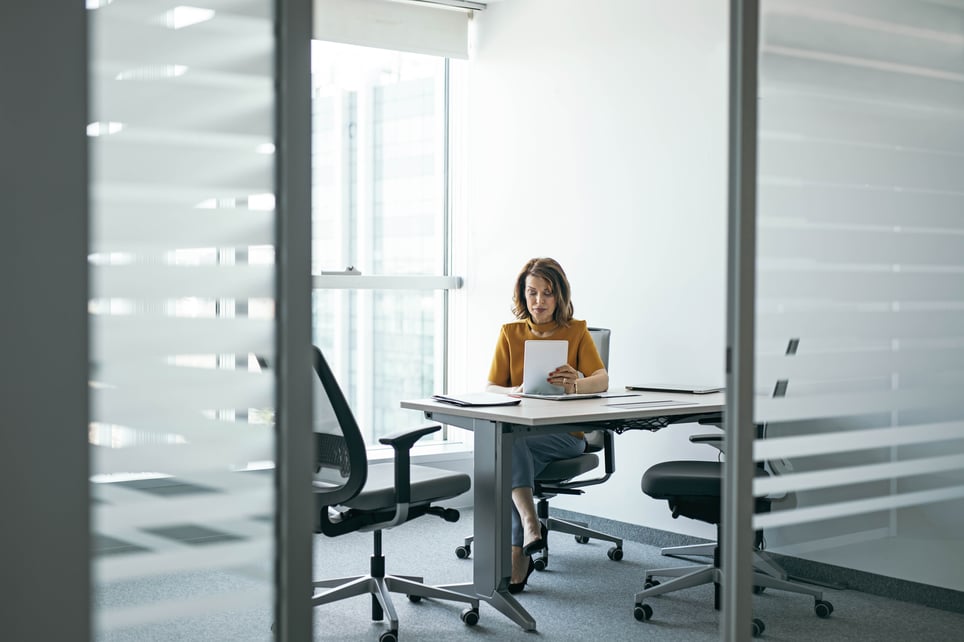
[470,419,537,631]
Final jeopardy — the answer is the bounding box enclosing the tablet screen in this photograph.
[522,340,568,395]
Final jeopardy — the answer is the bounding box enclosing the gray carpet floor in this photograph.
[97,508,964,641]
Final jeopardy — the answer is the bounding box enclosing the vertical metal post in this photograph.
[1,3,90,640]
[723,0,759,639]
[275,0,314,639]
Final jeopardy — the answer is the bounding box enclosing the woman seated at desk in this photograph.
[485,257,609,593]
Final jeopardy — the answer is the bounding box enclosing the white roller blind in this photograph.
[753,0,964,565]
[314,0,472,58]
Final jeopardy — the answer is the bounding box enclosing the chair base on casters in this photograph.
[662,543,797,582]
[453,514,624,571]
[534,515,623,570]
[633,555,834,638]
[317,534,480,641]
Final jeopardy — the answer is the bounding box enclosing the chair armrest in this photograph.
[690,432,725,452]
[379,425,441,450]
[378,424,442,507]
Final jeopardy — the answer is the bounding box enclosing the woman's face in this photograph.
[524,275,557,325]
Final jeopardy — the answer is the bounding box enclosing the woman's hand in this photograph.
[548,365,580,394]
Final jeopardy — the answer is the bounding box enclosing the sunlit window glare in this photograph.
[165,6,215,30]
[87,121,124,137]
[115,65,188,81]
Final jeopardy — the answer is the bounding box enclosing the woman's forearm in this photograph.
[576,370,609,394]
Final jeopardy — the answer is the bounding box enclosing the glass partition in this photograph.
[88,1,277,636]
[754,0,964,612]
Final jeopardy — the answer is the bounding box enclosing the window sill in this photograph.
[367,440,474,465]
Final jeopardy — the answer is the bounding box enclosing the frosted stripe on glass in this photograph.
[92,317,274,358]
[756,348,964,382]
[92,435,273,474]
[757,308,964,341]
[757,387,964,422]
[93,265,274,299]
[755,453,964,496]
[93,210,275,252]
[95,540,273,583]
[97,588,270,633]
[93,368,273,410]
[754,485,964,530]
[94,488,272,531]
[754,421,964,460]
[758,270,964,301]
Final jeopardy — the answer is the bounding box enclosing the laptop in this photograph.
[625,383,724,395]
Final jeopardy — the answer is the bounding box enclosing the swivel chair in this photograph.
[633,434,834,637]
[455,327,625,569]
[310,346,480,642]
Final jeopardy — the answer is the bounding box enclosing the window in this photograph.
[311,40,462,446]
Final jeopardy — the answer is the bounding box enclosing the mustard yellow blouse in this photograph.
[487,319,605,388]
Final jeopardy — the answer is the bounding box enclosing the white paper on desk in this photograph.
[522,340,568,395]
[517,391,641,401]
[516,392,600,401]
[605,399,696,408]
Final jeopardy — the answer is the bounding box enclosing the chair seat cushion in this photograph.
[642,460,723,499]
[537,453,599,483]
[345,463,470,512]
[642,460,770,499]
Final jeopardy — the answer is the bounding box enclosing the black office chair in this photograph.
[632,436,833,637]
[310,346,480,642]
[455,327,624,569]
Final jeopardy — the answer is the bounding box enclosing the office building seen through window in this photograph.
[311,40,457,447]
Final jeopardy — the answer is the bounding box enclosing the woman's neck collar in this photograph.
[527,319,559,336]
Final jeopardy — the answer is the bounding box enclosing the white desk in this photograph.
[401,391,724,631]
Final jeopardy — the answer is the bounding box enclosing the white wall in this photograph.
[450,0,729,538]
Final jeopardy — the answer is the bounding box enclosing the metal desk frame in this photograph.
[401,391,724,631]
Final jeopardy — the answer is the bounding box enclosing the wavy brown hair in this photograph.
[511,257,574,326]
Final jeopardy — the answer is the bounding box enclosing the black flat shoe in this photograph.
[507,556,536,594]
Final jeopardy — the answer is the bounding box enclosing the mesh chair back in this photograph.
[312,346,367,507]
[585,327,611,450]
[587,327,610,370]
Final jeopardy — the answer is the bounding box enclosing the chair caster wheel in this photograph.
[455,544,471,559]
[607,546,623,561]
[643,578,660,590]
[575,535,590,544]
[633,602,653,621]
[460,607,480,626]
[752,618,765,637]
[815,599,834,618]
[379,629,398,642]
[533,556,548,572]
[407,594,422,603]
